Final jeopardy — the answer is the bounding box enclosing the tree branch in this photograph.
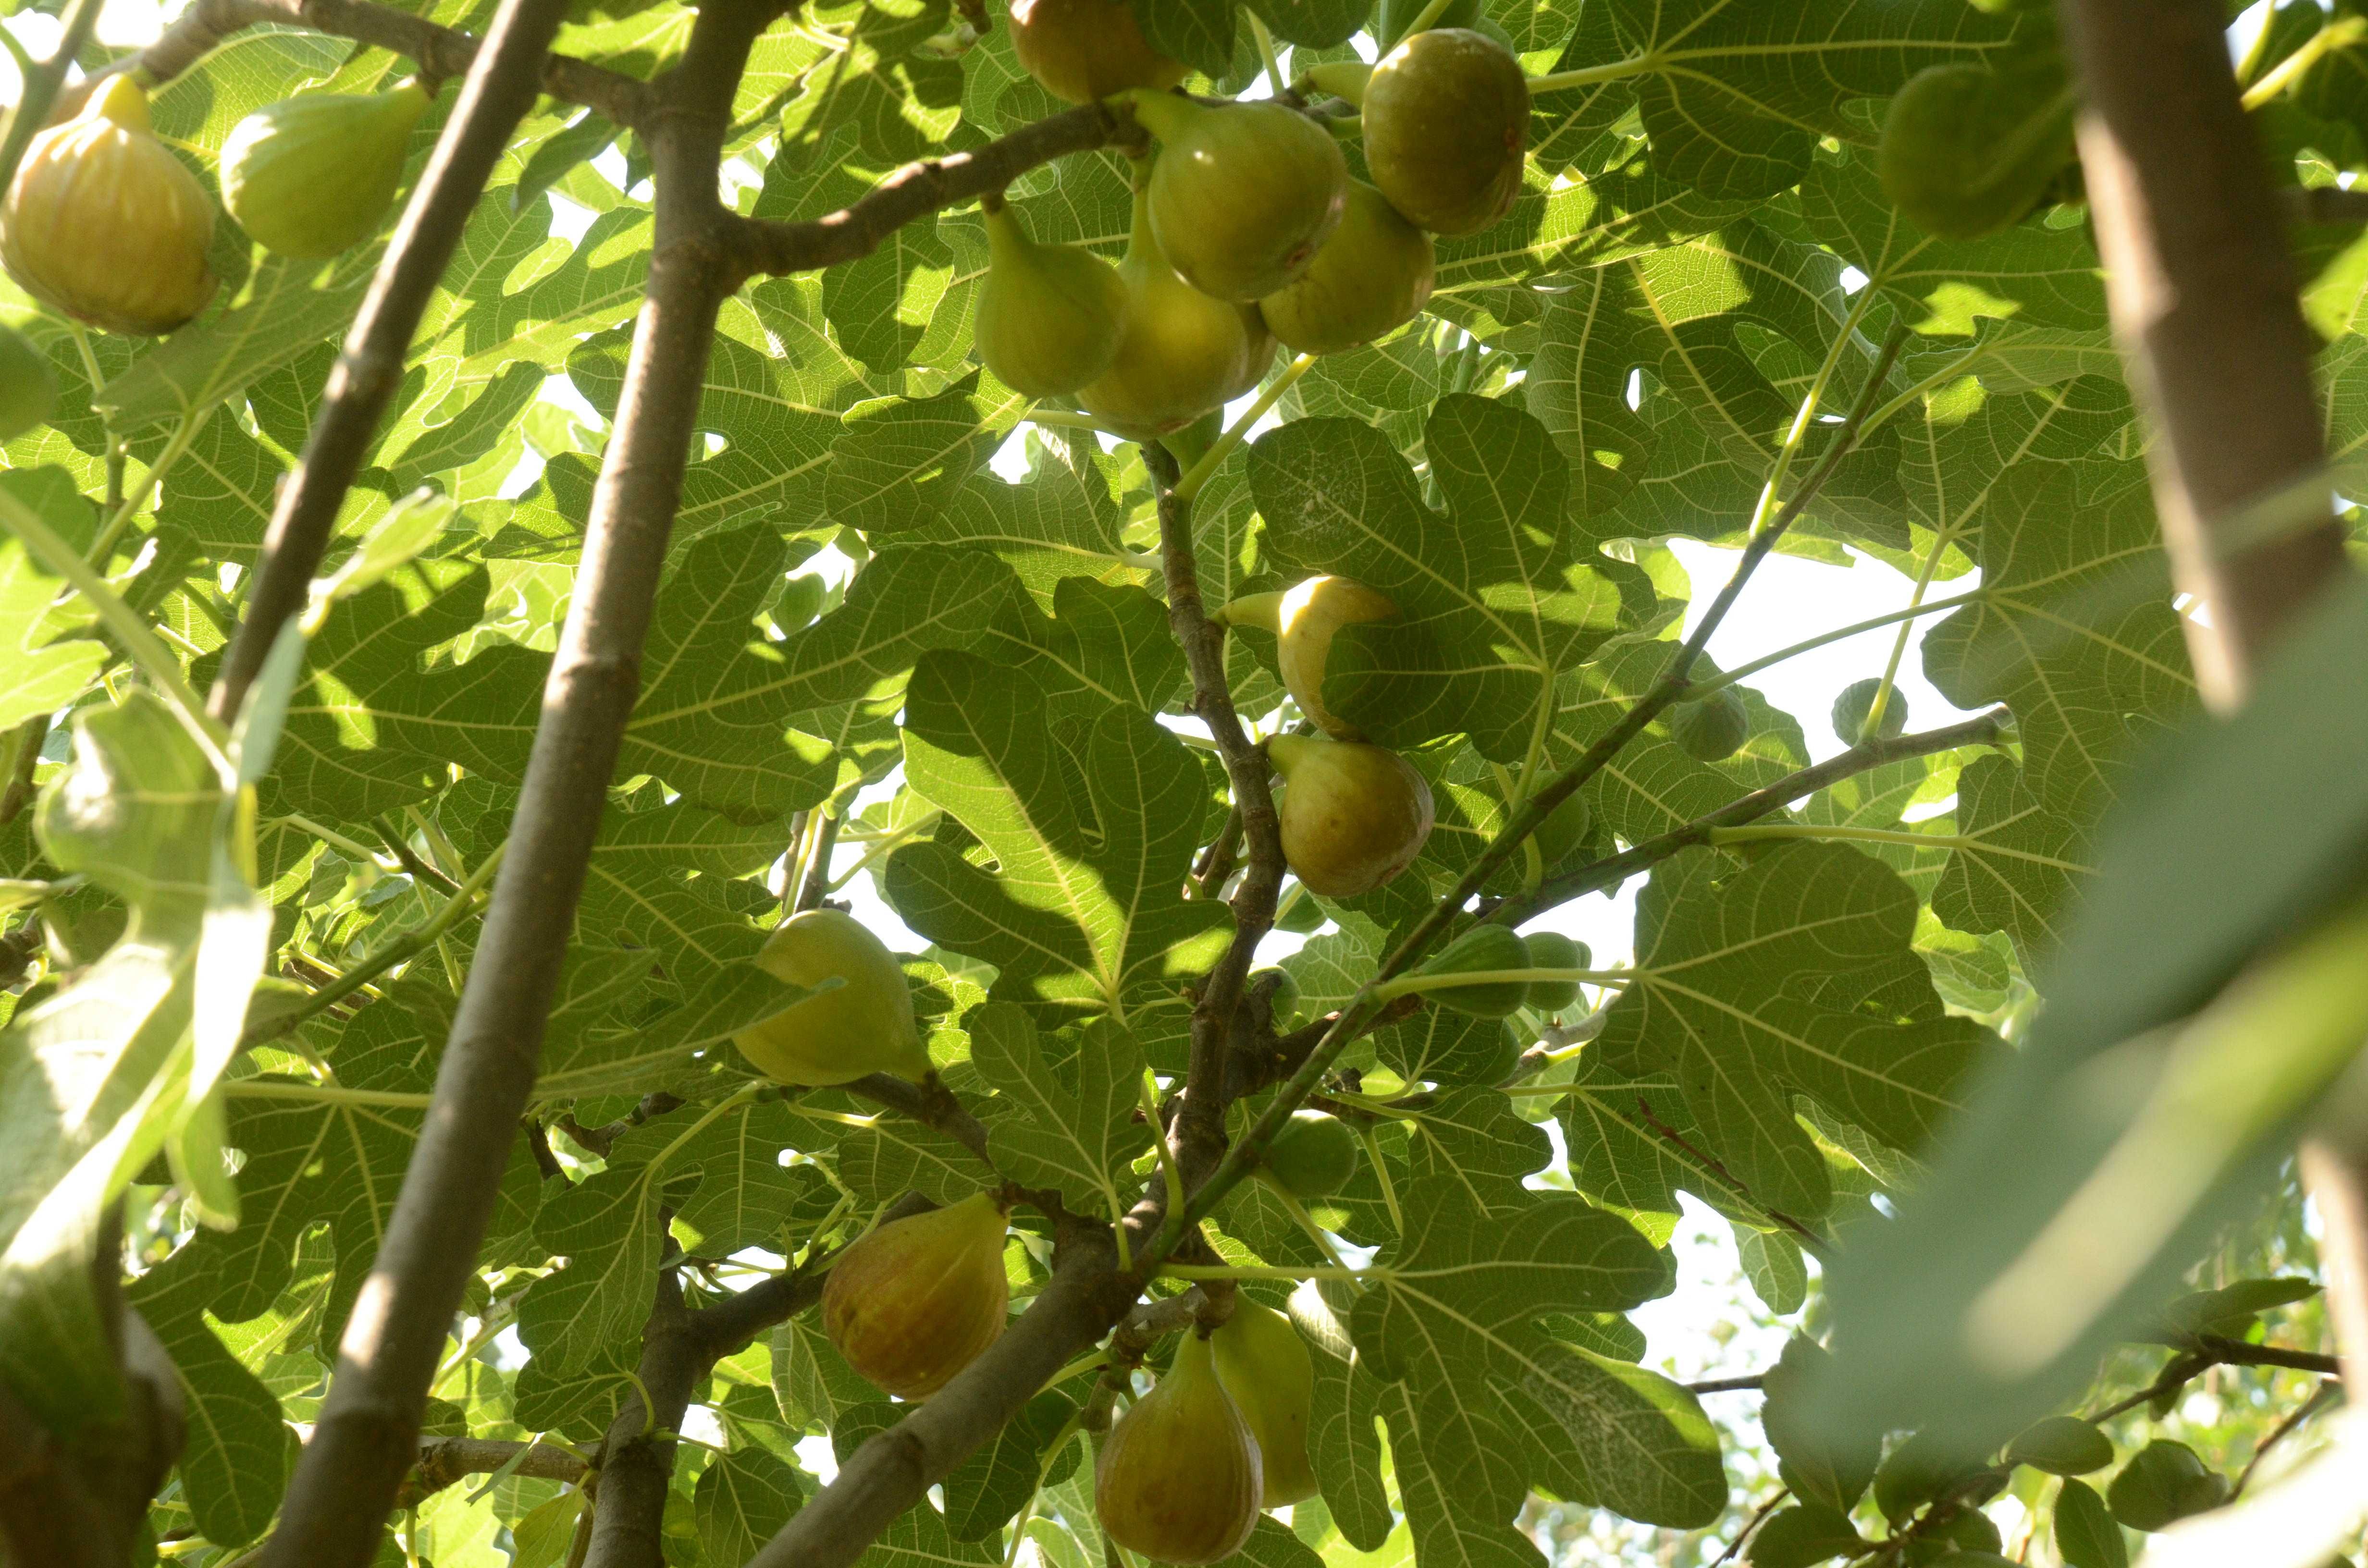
[398,1438,588,1505]
[206,0,586,725]
[844,1073,996,1169]
[256,4,778,1562]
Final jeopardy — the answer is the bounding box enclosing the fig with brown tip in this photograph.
[822,1193,1010,1398]
[1098,1330,1263,1562]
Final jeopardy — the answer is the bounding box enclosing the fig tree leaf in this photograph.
[694,1446,804,1566]
[969,1004,1153,1222]
[127,1247,292,1548]
[1499,1342,1726,1527]
[2055,1478,2130,1568]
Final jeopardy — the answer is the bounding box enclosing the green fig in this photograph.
[1259,180,1434,355]
[1098,1330,1263,1562]
[1521,931,1589,1013]
[0,74,215,335]
[733,907,932,1086]
[1364,29,1529,236]
[1669,686,1749,762]
[1269,733,1434,897]
[1210,1298,1318,1506]
[222,80,431,259]
[822,1193,1011,1398]
[0,320,55,440]
[1416,923,1532,1017]
[1831,677,1908,746]
[1126,91,1348,302]
[976,199,1127,396]
[1077,177,1274,437]
[1009,0,1187,104]
[1262,1109,1358,1199]
[1220,576,1397,739]
[1878,61,2076,242]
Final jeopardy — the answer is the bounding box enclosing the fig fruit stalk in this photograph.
[1,75,216,336]
[822,1192,1011,1398]
[1269,733,1434,897]
[1098,1330,1263,1562]
[222,79,432,259]
[975,198,1127,396]
[1210,1298,1319,1506]
[733,907,932,1085]
[1123,90,1348,302]
[1362,28,1529,235]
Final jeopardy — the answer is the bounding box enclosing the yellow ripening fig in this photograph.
[1258,180,1434,355]
[1363,28,1530,236]
[1077,176,1274,438]
[1125,91,1348,302]
[1210,1298,1319,1506]
[975,200,1127,397]
[1269,734,1434,897]
[822,1193,1011,1398]
[1,74,216,336]
[1098,1330,1264,1562]
[1008,0,1186,104]
[733,907,931,1085]
[222,80,431,259]
[1279,576,1397,739]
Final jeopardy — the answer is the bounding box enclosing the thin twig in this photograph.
[2232,1379,2337,1496]
[1712,1489,1791,1568]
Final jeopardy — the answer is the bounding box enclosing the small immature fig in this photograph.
[1210,1298,1318,1506]
[1009,0,1186,105]
[1258,180,1434,355]
[1098,1331,1263,1562]
[1522,931,1589,1013]
[1831,677,1907,746]
[0,75,215,335]
[1262,1110,1358,1199]
[1128,92,1348,302]
[1363,29,1529,235]
[976,200,1126,396]
[1416,924,1532,1017]
[823,1193,1011,1398]
[222,80,431,258]
[734,907,932,1086]
[1269,733,1434,898]
[0,320,55,440]
[1669,686,1749,762]
[1878,61,2075,242]
[1078,178,1274,437]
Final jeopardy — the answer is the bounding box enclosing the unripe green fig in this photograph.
[1098,1331,1263,1562]
[1221,576,1398,739]
[1077,179,1274,437]
[1532,788,1593,867]
[1364,29,1529,236]
[975,199,1126,396]
[1262,1109,1358,1198]
[221,80,431,259]
[1878,62,2076,241]
[822,1193,1010,1398]
[1251,965,1303,1029]
[1269,733,1434,897]
[1258,179,1434,355]
[733,907,932,1086]
[1521,931,1589,1013]
[0,75,215,335]
[1831,677,1908,746]
[1417,924,1532,1017]
[0,320,55,440]
[1009,0,1186,104]
[1669,686,1749,762]
[1126,91,1348,302]
[1210,1298,1318,1506]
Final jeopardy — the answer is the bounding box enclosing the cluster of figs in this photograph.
[982,0,1529,435]
[0,64,431,435]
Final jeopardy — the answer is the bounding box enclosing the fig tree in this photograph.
[1669,686,1749,762]
[1077,177,1274,437]
[1363,29,1529,235]
[1416,924,1531,1017]
[1262,1109,1358,1198]
[1210,1298,1318,1506]
[1125,91,1348,302]
[1831,677,1907,746]
[222,80,431,258]
[0,321,54,440]
[1220,575,1397,739]
[1268,734,1434,897]
[975,198,1127,396]
[1009,0,1186,105]
[1098,1330,1263,1562]
[1521,931,1589,1013]
[1258,180,1434,355]
[0,74,216,335]
[822,1193,1011,1398]
[733,907,932,1086]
